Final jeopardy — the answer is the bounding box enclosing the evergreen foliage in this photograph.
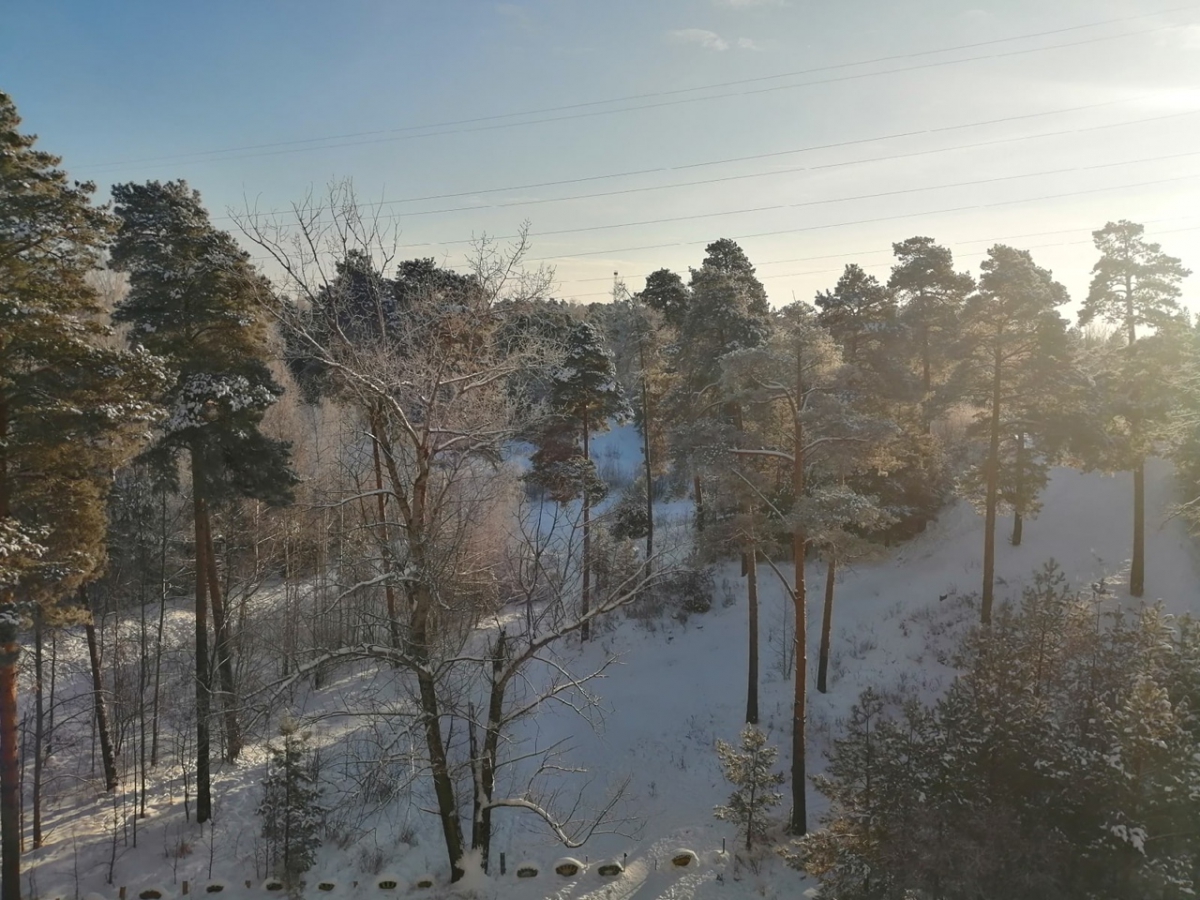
[790,561,1200,900]
[259,722,323,885]
[714,724,785,852]
[0,91,165,899]
[109,180,296,506]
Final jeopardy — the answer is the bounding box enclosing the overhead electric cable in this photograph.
[78,10,1197,173]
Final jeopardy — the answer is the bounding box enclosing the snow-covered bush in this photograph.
[789,562,1200,900]
[713,725,784,852]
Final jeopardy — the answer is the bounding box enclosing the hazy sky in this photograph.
[3,0,1198,311]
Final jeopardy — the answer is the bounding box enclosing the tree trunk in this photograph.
[370,406,403,652]
[746,550,759,725]
[1011,431,1025,547]
[151,489,168,767]
[471,631,507,872]
[0,399,21,900]
[32,608,44,849]
[82,588,119,792]
[790,342,808,835]
[693,474,704,532]
[192,469,213,824]
[1131,458,1145,597]
[640,370,654,582]
[981,344,1002,625]
[417,667,464,880]
[581,408,592,643]
[201,506,241,762]
[817,556,836,694]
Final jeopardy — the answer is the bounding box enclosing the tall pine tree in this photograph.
[110,180,295,822]
[1078,220,1190,596]
[954,245,1068,623]
[0,92,163,900]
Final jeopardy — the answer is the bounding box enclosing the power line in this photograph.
[520,172,1199,263]
[214,104,1198,224]
[79,13,1196,174]
[564,215,1200,283]
[393,147,1200,249]
[560,221,1200,298]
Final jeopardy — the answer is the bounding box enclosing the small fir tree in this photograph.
[714,724,785,851]
[259,720,323,885]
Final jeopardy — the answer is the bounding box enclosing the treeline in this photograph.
[3,85,1200,896]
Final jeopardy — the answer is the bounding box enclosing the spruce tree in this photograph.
[1078,221,1191,597]
[110,179,296,821]
[0,92,164,900]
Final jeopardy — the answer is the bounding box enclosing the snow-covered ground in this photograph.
[21,437,1200,900]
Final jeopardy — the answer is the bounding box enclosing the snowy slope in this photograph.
[23,445,1200,900]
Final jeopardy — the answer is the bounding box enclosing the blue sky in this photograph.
[3,0,1198,309]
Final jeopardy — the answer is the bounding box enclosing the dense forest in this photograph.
[3,84,1200,900]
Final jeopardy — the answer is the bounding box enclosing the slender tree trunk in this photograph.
[201,505,241,762]
[746,549,759,725]
[981,344,1002,625]
[640,368,654,581]
[790,342,808,835]
[32,608,44,849]
[817,556,836,694]
[581,408,592,643]
[1011,431,1025,546]
[1131,458,1145,597]
[370,406,403,651]
[82,588,119,792]
[0,400,22,900]
[30,607,43,854]
[151,489,168,767]
[192,469,213,824]
[471,631,507,871]
[47,630,56,759]
[693,474,704,531]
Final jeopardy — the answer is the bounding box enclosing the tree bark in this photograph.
[0,397,21,900]
[1011,431,1025,547]
[1131,458,1145,597]
[817,556,836,694]
[192,469,213,824]
[745,550,759,725]
[201,505,242,762]
[32,608,44,849]
[471,631,507,872]
[693,474,704,532]
[82,588,119,792]
[640,368,654,582]
[981,342,1002,625]
[581,408,592,643]
[370,406,403,652]
[790,341,808,835]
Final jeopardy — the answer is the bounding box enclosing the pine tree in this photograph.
[714,724,784,852]
[815,263,897,371]
[536,321,628,641]
[888,236,974,417]
[259,720,323,886]
[953,245,1069,623]
[1078,221,1191,597]
[110,179,296,820]
[0,92,164,899]
[638,267,690,330]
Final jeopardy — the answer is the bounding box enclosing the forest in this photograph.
[3,83,1200,900]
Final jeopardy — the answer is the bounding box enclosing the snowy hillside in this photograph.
[22,435,1200,900]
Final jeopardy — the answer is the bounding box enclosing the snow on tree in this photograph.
[259,719,323,887]
[713,724,784,851]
